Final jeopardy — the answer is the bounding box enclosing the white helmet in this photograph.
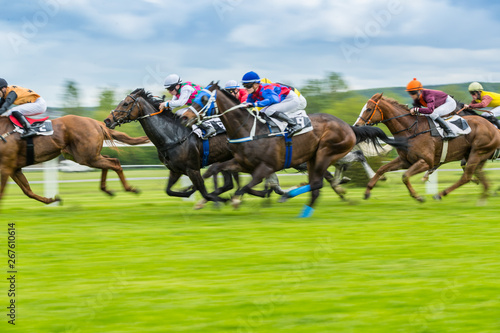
[468,82,483,92]
[164,74,182,89]
[224,80,239,89]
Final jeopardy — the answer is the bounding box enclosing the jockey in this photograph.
[406,78,458,139]
[0,78,46,138]
[224,80,248,103]
[465,82,500,128]
[241,71,302,136]
[159,74,216,139]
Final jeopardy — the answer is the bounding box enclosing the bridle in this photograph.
[110,93,163,126]
[359,98,412,126]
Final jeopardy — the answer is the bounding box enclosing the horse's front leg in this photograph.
[365,156,407,200]
[186,168,227,205]
[10,169,61,204]
[231,163,274,208]
[166,171,196,198]
[402,159,432,202]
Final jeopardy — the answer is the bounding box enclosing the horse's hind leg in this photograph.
[402,159,432,202]
[435,154,484,200]
[87,155,139,194]
[473,160,490,203]
[10,170,60,204]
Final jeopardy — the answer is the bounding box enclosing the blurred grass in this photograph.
[1,163,500,333]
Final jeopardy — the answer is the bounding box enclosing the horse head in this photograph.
[181,81,220,127]
[354,93,385,126]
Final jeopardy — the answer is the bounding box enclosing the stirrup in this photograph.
[201,128,216,140]
[20,129,37,139]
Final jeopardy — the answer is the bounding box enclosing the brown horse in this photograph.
[182,83,408,217]
[0,115,149,205]
[354,93,500,201]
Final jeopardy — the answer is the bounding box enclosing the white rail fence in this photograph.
[13,141,500,206]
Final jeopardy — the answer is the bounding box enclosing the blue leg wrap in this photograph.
[298,205,314,218]
[287,184,311,198]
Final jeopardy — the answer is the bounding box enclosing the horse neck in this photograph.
[379,100,420,135]
[216,97,257,139]
[137,98,189,147]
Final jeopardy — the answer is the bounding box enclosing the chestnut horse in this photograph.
[182,83,408,217]
[355,93,500,201]
[0,115,149,205]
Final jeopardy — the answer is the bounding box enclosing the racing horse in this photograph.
[104,88,277,205]
[0,115,149,205]
[355,93,500,201]
[181,83,408,217]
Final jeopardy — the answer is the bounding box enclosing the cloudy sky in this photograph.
[2,0,500,106]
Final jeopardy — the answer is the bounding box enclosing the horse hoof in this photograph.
[231,196,241,209]
[433,194,442,201]
[380,176,387,182]
[213,201,222,209]
[194,199,207,210]
[278,194,290,203]
[364,193,371,200]
[476,198,488,206]
[130,187,141,194]
[416,196,426,203]
[298,205,314,218]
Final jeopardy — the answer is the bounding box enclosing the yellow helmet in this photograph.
[468,82,483,92]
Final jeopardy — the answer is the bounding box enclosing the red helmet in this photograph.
[406,78,423,92]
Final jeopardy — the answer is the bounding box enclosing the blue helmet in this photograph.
[0,78,7,88]
[241,71,261,84]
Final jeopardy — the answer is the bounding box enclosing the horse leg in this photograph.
[266,173,284,195]
[186,168,227,205]
[472,160,489,204]
[10,169,61,204]
[99,169,114,196]
[434,154,483,200]
[365,156,407,200]
[81,155,139,195]
[402,159,432,202]
[232,163,274,208]
[323,167,347,200]
[0,169,12,203]
[210,170,234,195]
[166,171,196,198]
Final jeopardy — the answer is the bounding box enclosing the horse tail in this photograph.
[351,126,409,152]
[98,122,150,146]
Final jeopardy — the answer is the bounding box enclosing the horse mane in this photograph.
[382,97,410,111]
[131,88,163,111]
[131,88,175,119]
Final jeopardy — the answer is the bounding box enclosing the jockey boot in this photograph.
[199,122,216,140]
[274,112,302,136]
[12,111,37,139]
[434,116,458,139]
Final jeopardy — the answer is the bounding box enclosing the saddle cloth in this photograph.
[8,115,54,136]
[427,115,471,138]
[263,110,313,137]
[192,118,226,139]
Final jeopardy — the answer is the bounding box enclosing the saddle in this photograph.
[263,110,313,137]
[8,115,54,136]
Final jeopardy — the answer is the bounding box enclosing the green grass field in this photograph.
[1,164,500,333]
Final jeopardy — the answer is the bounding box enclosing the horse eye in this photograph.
[123,102,129,107]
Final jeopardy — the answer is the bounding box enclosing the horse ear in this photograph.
[379,92,384,99]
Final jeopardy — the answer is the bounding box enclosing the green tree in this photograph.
[61,80,81,115]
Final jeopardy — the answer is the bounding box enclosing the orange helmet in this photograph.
[406,78,423,92]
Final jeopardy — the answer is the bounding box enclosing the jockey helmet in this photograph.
[241,71,261,84]
[406,78,423,92]
[0,78,7,88]
[468,82,483,92]
[164,74,182,90]
[224,80,239,89]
